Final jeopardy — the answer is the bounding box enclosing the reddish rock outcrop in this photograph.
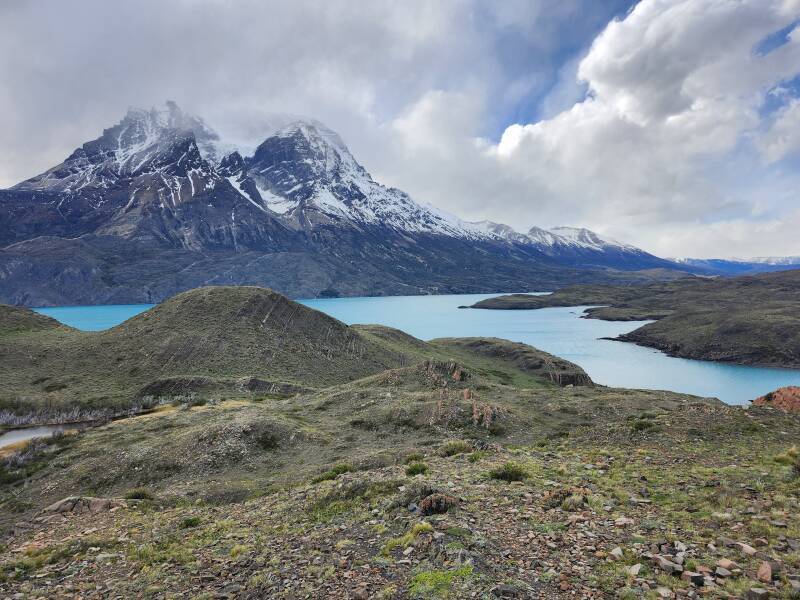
[752,386,800,413]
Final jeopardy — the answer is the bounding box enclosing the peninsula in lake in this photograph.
[471,269,800,368]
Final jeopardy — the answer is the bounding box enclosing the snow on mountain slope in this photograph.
[467,221,643,255]
[5,102,658,261]
[12,102,227,216]
[224,119,492,237]
[548,226,636,251]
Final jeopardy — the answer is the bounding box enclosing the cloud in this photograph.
[2,0,800,258]
[759,98,800,163]
[368,0,800,257]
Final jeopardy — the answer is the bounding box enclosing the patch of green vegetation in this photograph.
[308,498,361,524]
[467,451,487,463]
[404,452,424,464]
[775,445,798,466]
[489,461,528,482]
[312,463,352,483]
[405,462,429,476]
[229,544,249,559]
[630,419,659,432]
[445,526,472,538]
[381,522,433,556]
[1,536,119,582]
[129,537,195,567]
[408,565,474,598]
[439,440,471,457]
[179,516,200,529]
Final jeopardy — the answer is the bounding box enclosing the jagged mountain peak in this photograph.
[13,102,221,194]
[549,226,634,250]
[119,101,222,161]
[250,118,370,187]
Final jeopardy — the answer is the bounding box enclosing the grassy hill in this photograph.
[0,286,590,422]
[471,269,800,368]
[1,286,799,597]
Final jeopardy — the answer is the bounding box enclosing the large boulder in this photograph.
[36,496,127,523]
[752,386,800,413]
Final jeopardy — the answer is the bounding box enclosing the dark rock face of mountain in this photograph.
[0,103,683,306]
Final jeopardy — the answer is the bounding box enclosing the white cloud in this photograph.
[3,0,800,258]
[367,0,800,257]
[759,99,800,163]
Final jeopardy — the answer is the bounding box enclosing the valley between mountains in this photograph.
[1,287,799,598]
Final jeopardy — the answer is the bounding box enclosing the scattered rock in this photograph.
[715,566,732,578]
[629,496,652,505]
[39,496,126,517]
[653,554,683,575]
[492,584,522,598]
[681,571,705,586]
[735,542,757,556]
[757,561,772,583]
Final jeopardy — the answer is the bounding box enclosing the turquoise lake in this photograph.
[35,293,800,406]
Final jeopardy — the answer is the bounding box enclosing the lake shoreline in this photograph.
[22,292,800,405]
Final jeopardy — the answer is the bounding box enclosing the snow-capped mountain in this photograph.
[468,222,655,267]
[0,102,682,306]
[222,119,488,237]
[471,222,634,251]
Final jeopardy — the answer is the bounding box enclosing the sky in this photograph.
[2,0,800,259]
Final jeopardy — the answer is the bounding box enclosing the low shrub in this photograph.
[124,488,155,501]
[404,452,424,464]
[488,461,528,482]
[418,493,457,515]
[179,516,201,529]
[405,462,429,476]
[560,494,586,512]
[467,451,487,463]
[438,440,471,457]
[381,522,433,556]
[631,419,655,432]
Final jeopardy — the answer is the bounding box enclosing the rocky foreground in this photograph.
[1,400,799,599]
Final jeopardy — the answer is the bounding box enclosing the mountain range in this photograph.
[0,102,699,306]
[674,257,800,276]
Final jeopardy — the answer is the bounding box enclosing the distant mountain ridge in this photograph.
[674,257,800,276]
[0,102,685,306]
